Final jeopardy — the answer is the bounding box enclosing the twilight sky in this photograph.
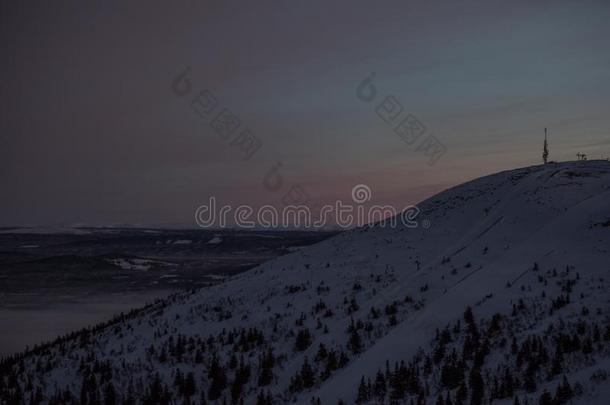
[1,0,609,227]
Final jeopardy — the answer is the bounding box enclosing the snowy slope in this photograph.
[1,160,609,405]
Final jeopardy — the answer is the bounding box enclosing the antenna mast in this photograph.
[543,128,549,164]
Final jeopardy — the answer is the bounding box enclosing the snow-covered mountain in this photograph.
[2,160,609,405]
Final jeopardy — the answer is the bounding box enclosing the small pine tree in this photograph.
[295,329,313,351]
[301,357,315,389]
[356,376,369,404]
[349,329,363,354]
[469,368,484,405]
[104,382,116,405]
[373,370,387,401]
[538,390,552,405]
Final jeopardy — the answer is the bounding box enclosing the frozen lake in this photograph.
[0,290,175,357]
[0,228,335,358]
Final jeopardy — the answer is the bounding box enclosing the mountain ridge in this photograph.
[1,160,609,405]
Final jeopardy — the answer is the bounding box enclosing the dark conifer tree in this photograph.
[356,376,369,403]
[104,382,116,405]
[469,368,484,405]
[184,372,196,398]
[301,357,315,389]
[538,390,552,405]
[208,357,227,401]
[373,370,387,402]
[295,329,313,352]
[349,329,363,354]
